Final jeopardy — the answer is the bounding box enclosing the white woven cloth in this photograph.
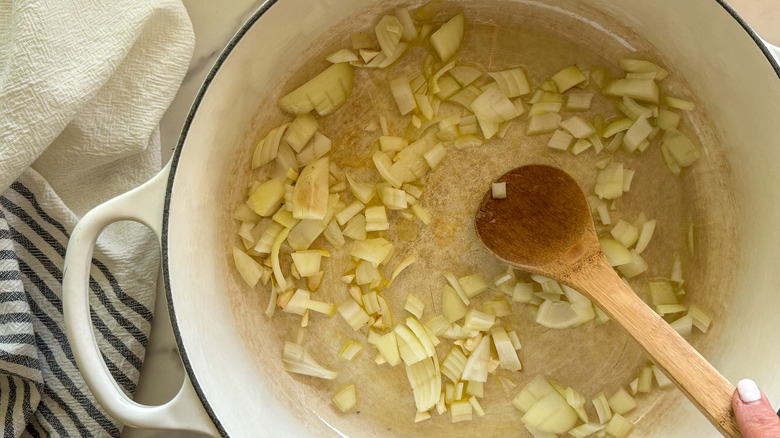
[0,0,194,436]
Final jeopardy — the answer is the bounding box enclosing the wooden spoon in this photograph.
[475,164,740,437]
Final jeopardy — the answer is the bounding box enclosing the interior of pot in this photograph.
[163,0,780,436]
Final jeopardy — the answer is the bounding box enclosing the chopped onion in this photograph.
[526,113,562,135]
[535,300,581,329]
[252,124,289,169]
[285,114,319,153]
[278,62,355,116]
[461,334,491,382]
[607,388,636,415]
[488,68,531,98]
[338,298,371,331]
[604,413,634,438]
[568,422,606,438]
[281,342,337,379]
[405,294,425,319]
[458,273,488,298]
[450,399,473,423]
[332,384,357,412]
[591,392,613,424]
[594,162,624,200]
[634,218,656,254]
[551,65,586,93]
[521,389,579,434]
[604,77,659,104]
[430,13,465,61]
[547,129,573,151]
[491,327,522,371]
[290,250,323,277]
[296,131,332,167]
[292,156,329,220]
[342,214,367,241]
[340,341,363,361]
[365,205,390,231]
[389,76,417,116]
[326,49,359,64]
[232,246,263,287]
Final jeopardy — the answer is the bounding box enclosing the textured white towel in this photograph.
[0,0,194,436]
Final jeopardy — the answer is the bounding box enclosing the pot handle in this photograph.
[63,163,220,437]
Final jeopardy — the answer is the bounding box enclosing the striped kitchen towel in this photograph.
[0,0,194,436]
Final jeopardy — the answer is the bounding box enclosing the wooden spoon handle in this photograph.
[574,257,740,437]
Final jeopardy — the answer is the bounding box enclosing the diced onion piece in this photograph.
[394,7,417,41]
[296,131,332,167]
[338,298,371,331]
[602,117,633,139]
[513,282,534,302]
[375,15,403,58]
[451,65,483,87]
[535,300,581,329]
[670,252,684,286]
[365,205,390,231]
[342,214,367,241]
[513,375,556,413]
[634,218,657,254]
[622,116,653,153]
[604,77,659,103]
[610,219,639,248]
[551,65,586,92]
[565,387,589,423]
[379,185,408,210]
[526,113,562,135]
[463,309,495,332]
[286,193,338,250]
[291,250,323,277]
[389,76,417,115]
[232,246,263,287]
[652,365,674,389]
[592,392,613,424]
[547,129,573,151]
[568,422,606,438]
[340,341,363,361]
[285,114,319,153]
[373,151,403,187]
[688,305,712,333]
[619,58,669,80]
[607,388,637,415]
[450,399,473,423]
[345,173,376,204]
[395,324,429,365]
[458,273,488,298]
[488,68,531,98]
[661,128,701,172]
[441,346,468,383]
[521,390,579,434]
[271,228,291,290]
[559,115,596,139]
[430,13,465,61]
[326,48,359,64]
[411,203,431,225]
[467,380,484,398]
[332,384,357,412]
[656,303,687,315]
[564,92,594,111]
[665,95,695,110]
[443,284,468,323]
[248,177,286,217]
[594,162,624,200]
[335,199,365,226]
[252,124,289,169]
[278,62,355,116]
[292,156,329,220]
[376,332,401,366]
[378,135,408,153]
[405,294,425,319]
[636,366,653,393]
[605,413,634,438]
[616,250,648,278]
[571,138,592,155]
[599,237,632,267]
[461,334,491,382]
[423,143,447,169]
[669,314,693,337]
[469,396,486,417]
[281,342,337,379]
[491,327,522,371]
[491,181,507,199]
[648,278,678,306]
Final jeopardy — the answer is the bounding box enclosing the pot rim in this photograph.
[160,1,780,436]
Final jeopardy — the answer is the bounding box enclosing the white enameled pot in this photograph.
[64,0,780,436]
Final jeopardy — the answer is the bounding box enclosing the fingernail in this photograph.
[738,379,762,403]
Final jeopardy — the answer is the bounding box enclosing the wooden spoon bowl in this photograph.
[475,164,740,437]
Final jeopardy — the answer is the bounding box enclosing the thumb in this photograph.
[733,379,780,437]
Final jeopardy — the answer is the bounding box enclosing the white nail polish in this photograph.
[738,379,762,403]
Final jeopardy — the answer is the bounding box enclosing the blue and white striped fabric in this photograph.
[0,1,194,435]
[0,170,159,436]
